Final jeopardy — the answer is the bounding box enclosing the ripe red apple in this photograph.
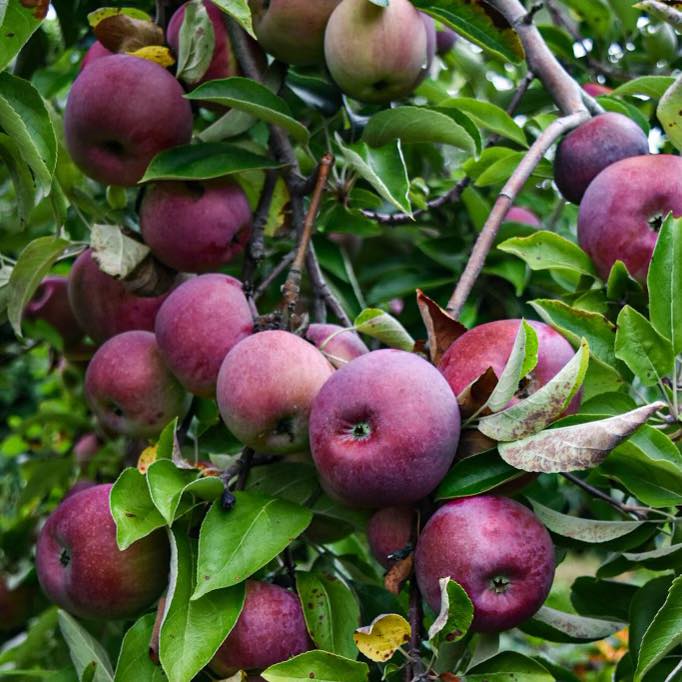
[367,507,413,567]
[436,27,457,55]
[24,276,84,349]
[155,274,253,398]
[310,349,460,508]
[438,319,580,414]
[582,82,612,97]
[248,0,340,65]
[140,180,252,273]
[64,54,193,186]
[506,206,540,227]
[85,331,190,438]
[305,323,368,367]
[68,249,171,344]
[0,576,34,634]
[210,580,312,676]
[217,330,333,454]
[73,432,101,467]
[553,112,649,204]
[36,484,169,620]
[578,154,682,281]
[80,41,114,69]
[324,0,432,104]
[415,495,555,632]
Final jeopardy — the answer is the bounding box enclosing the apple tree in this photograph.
[1,0,682,680]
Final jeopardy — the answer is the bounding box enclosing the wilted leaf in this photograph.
[384,554,413,595]
[416,289,467,365]
[353,308,414,351]
[175,0,215,84]
[522,606,624,644]
[354,614,411,662]
[427,578,473,646]
[87,6,151,26]
[93,12,164,52]
[90,224,150,279]
[456,368,498,420]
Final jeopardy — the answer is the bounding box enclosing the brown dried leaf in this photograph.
[19,0,49,19]
[122,256,184,297]
[416,289,467,365]
[384,554,413,595]
[456,367,498,419]
[94,14,164,53]
[456,429,497,459]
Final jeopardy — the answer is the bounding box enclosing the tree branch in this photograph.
[561,472,648,521]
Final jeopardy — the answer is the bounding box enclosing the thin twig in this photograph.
[253,250,296,302]
[562,472,648,521]
[405,507,424,682]
[306,244,353,326]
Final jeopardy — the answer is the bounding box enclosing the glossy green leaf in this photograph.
[209,0,254,36]
[246,462,319,505]
[58,611,114,682]
[427,578,473,646]
[630,576,675,664]
[465,651,553,681]
[353,308,414,351]
[570,577,637,622]
[193,491,312,598]
[262,650,369,682]
[0,0,42,70]
[441,97,528,146]
[612,75,675,98]
[0,132,37,228]
[113,613,166,682]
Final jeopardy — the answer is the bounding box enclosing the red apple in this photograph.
[367,507,413,567]
[582,82,612,97]
[80,41,114,69]
[506,206,541,227]
[305,323,368,367]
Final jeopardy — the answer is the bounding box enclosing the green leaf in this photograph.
[530,500,644,543]
[630,576,675,664]
[648,214,682,353]
[113,614,166,682]
[353,308,414,351]
[141,143,282,182]
[362,106,476,155]
[465,651,553,681]
[570,577,637,622]
[7,236,69,338]
[658,74,682,152]
[615,306,674,386]
[440,97,528,147]
[209,0,254,37]
[561,0,611,33]
[412,0,524,63]
[635,576,682,681]
[186,78,309,143]
[246,462,319,505]
[193,491,312,599]
[498,231,597,279]
[0,0,42,71]
[90,225,150,279]
[427,578,474,646]
[498,403,664,473]
[296,571,360,659]
[611,75,675,99]
[522,606,623,644]
[0,132,37,228]
[110,468,167,550]
[0,72,57,197]
[478,340,590,442]
[262,650,369,682]
[160,528,245,682]
[58,611,114,682]
[175,0,215,85]
[336,136,411,216]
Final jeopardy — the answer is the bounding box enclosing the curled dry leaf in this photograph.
[90,224,150,280]
[456,367,498,420]
[383,553,413,595]
[126,45,176,67]
[456,429,498,459]
[94,14,165,53]
[416,289,467,365]
[353,613,411,662]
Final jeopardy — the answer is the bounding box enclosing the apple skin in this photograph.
[80,41,114,70]
[324,0,430,104]
[438,319,581,414]
[305,323,368,367]
[68,249,171,344]
[415,495,555,633]
[64,54,193,186]
[436,27,457,55]
[310,349,461,508]
[248,0,340,66]
[578,154,682,281]
[582,82,612,97]
[0,576,34,634]
[506,206,540,227]
[24,276,84,349]
[367,507,413,567]
[217,330,333,454]
[553,113,649,204]
[35,484,170,620]
[210,580,312,676]
[155,274,253,398]
[74,432,101,467]
[140,180,252,273]
[85,331,190,439]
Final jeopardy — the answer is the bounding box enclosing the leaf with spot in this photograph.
[90,225,150,280]
[464,651,554,681]
[262,651,369,682]
[521,606,624,644]
[175,0,214,84]
[0,0,43,70]
[353,614,411,663]
[658,73,682,152]
[427,578,474,647]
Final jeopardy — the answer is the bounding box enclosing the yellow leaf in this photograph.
[137,445,157,473]
[87,6,151,28]
[353,613,411,662]
[127,45,176,67]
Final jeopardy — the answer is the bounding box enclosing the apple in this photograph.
[436,27,457,55]
[210,580,312,676]
[578,154,682,281]
[217,330,333,454]
[64,54,193,186]
[305,323,368,367]
[140,180,252,273]
[310,349,460,508]
[85,331,190,438]
[581,82,612,97]
[438,319,581,414]
[0,576,34,634]
[506,206,540,227]
[324,0,432,104]
[248,0,340,66]
[63,480,97,500]
[367,507,413,567]
[155,274,253,398]
[553,112,649,204]
[68,249,171,344]
[415,495,555,632]
[24,276,84,349]
[73,432,101,467]
[80,41,114,69]
[35,484,169,620]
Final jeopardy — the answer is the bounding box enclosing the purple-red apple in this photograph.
[415,495,555,632]
[140,180,252,273]
[210,580,312,676]
[80,41,114,69]
[155,274,253,397]
[554,113,649,204]
[439,319,580,413]
[305,323,368,367]
[217,330,333,453]
[324,0,431,104]
[367,507,413,567]
[578,155,682,281]
[506,206,541,227]
[85,331,190,438]
[35,484,169,620]
[68,249,170,344]
[310,349,460,508]
[64,54,193,186]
